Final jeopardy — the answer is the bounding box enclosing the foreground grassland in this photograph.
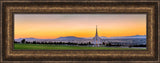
[14,43,146,50]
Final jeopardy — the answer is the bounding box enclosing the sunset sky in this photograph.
[14,14,146,39]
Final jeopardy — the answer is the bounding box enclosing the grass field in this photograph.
[14,43,146,50]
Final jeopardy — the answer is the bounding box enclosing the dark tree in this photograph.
[26,41,30,44]
[21,39,26,43]
[103,42,105,45]
[106,43,112,46]
[33,41,36,44]
[88,42,91,45]
[129,45,132,48]
[14,40,18,43]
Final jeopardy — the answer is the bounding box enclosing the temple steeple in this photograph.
[92,25,101,47]
[95,25,98,36]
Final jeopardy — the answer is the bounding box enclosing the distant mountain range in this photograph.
[56,36,84,40]
[15,35,146,42]
[15,36,85,42]
[99,35,146,39]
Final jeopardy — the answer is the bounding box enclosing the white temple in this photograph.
[92,25,102,47]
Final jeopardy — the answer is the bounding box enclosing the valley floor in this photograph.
[14,43,146,50]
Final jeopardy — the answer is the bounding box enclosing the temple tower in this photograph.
[92,25,101,47]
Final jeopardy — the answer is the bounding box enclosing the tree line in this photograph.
[14,39,93,46]
[14,39,146,47]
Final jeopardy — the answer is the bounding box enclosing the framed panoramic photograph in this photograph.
[14,14,147,50]
[0,0,159,63]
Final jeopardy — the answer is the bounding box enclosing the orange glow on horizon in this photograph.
[14,14,146,39]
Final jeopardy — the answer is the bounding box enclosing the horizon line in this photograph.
[15,35,146,39]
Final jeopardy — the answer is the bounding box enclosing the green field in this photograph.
[14,43,146,50]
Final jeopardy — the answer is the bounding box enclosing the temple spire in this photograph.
[92,25,101,47]
[96,25,98,36]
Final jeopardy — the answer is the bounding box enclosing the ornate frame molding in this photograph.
[0,0,159,62]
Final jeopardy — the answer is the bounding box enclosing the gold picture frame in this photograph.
[0,0,159,62]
